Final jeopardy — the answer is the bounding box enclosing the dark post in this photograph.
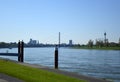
[21,41,24,62]
[18,41,21,62]
[55,45,58,69]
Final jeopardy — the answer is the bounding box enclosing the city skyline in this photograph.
[0,0,120,44]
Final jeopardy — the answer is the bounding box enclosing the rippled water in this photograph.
[0,48,120,82]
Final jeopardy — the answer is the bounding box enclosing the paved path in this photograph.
[0,73,24,82]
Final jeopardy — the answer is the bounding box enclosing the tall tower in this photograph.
[119,38,120,45]
[104,32,106,44]
[59,32,60,47]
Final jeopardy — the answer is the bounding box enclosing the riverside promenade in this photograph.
[0,73,24,82]
[0,58,110,82]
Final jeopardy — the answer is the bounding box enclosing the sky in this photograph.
[0,0,120,44]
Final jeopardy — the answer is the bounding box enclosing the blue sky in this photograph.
[0,0,120,44]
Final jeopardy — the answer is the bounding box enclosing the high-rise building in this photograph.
[28,38,39,45]
[69,40,73,46]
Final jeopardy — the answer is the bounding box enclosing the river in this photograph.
[0,47,120,82]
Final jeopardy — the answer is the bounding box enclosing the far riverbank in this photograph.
[72,46,120,50]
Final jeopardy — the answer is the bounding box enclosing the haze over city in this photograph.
[0,0,120,44]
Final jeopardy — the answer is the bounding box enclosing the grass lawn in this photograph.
[0,59,86,82]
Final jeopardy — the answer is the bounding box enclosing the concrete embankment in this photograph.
[0,58,111,82]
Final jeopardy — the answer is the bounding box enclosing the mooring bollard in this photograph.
[18,41,21,62]
[18,40,24,62]
[55,45,58,69]
[21,41,24,62]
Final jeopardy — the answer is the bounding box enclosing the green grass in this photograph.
[0,59,86,82]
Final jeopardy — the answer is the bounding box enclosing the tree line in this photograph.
[87,38,120,48]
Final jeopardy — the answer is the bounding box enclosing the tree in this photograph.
[88,40,93,48]
[105,39,109,47]
[0,42,9,48]
[95,39,104,48]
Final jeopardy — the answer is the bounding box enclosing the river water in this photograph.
[0,48,120,82]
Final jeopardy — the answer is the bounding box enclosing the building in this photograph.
[69,40,73,46]
[28,38,39,45]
